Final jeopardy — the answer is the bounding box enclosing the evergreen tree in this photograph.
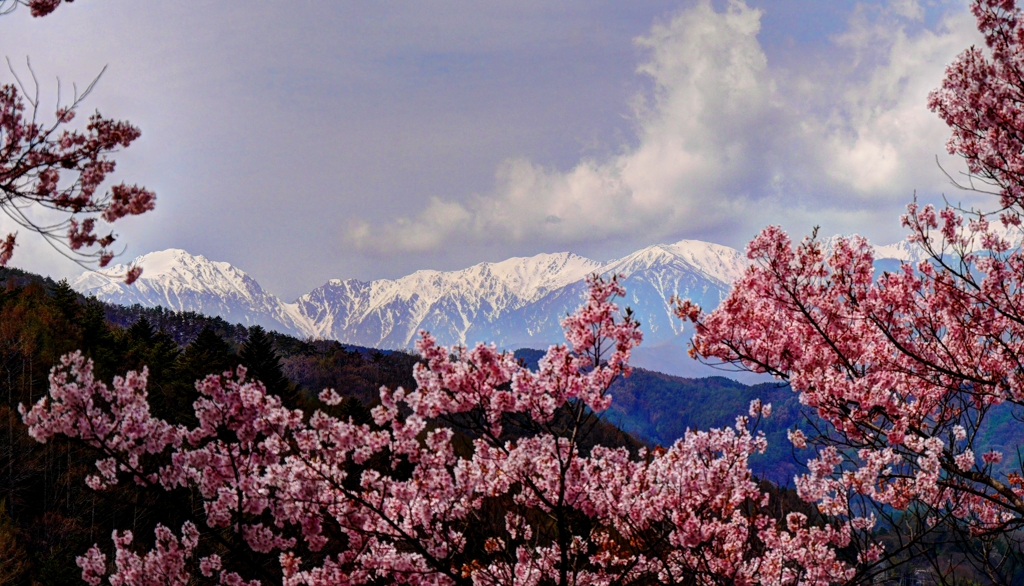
[160,326,238,426]
[49,279,80,323]
[240,326,298,406]
[137,329,180,392]
[179,326,237,379]
[79,299,107,350]
[78,298,118,380]
[126,317,154,346]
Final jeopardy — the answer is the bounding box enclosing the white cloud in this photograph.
[349,0,983,254]
[813,3,979,200]
[891,0,925,20]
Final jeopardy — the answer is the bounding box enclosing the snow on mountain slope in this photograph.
[64,238,773,355]
[72,241,748,351]
[872,239,929,263]
[294,252,604,347]
[596,241,748,340]
[655,240,749,284]
[292,242,746,349]
[871,223,1024,263]
[71,249,311,336]
[604,241,747,286]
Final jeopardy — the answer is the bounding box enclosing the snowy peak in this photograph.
[872,239,926,263]
[127,248,222,275]
[75,248,264,303]
[117,248,257,295]
[291,251,606,347]
[70,241,754,351]
[71,249,311,336]
[131,248,233,276]
[302,252,602,313]
[481,252,604,298]
[662,240,750,284]
[604,239,749,285]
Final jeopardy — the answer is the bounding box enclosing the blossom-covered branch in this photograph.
[680,3,1024,580]
[1,0,153,282]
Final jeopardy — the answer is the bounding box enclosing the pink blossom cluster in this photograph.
[22,276,853,585]
[0,69,154,278]
[929,0,1024,215]
[685,216,1024,541]
[26,0,73,17]
[0,0,74,17]
[78,523,199,586]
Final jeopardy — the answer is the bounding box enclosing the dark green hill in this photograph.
[514,349,810,483]
[605,370,811,483]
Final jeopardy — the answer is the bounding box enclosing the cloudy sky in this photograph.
[0,0,982,299]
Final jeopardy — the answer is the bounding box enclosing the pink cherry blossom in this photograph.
[682,9,1024,556]
[23,276,854,585]
[0,52,154,279]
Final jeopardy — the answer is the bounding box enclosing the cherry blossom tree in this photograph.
[21,276,855,585]
[1,0,154,281]
[681,1,1024,582]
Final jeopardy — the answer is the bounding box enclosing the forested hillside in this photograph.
[515,349,812,483]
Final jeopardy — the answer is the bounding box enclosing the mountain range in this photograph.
[70,237,915,378]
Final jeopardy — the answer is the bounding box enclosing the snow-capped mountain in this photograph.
[870,221,1024,264]
[73,249,312,335]
[71,240,748,352]
[606,240,748,285]
[293,252,605,347]
[70,236,921,377]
